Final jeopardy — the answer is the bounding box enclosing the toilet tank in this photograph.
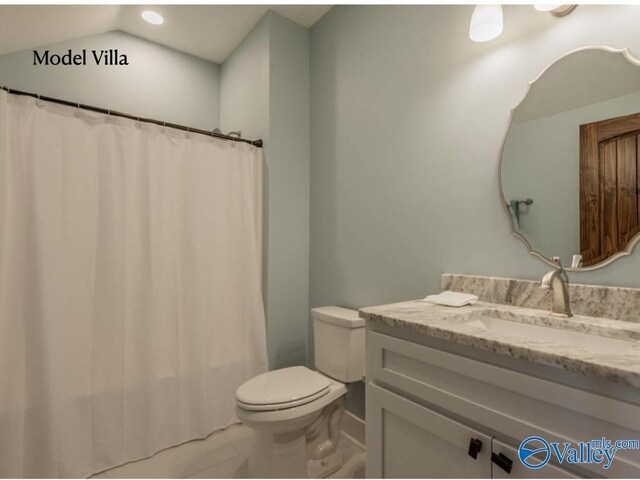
[311,306,365,383]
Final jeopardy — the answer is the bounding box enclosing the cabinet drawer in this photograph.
[367,383,492,478]
[367,331,640,478]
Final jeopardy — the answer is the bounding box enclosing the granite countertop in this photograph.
[360,300,640,388]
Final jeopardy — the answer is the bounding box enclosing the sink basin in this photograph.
[462,310,635,353]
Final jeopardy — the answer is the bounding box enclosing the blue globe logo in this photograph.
[518,436,551,469]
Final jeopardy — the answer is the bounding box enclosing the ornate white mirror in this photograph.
[500,47,640,271]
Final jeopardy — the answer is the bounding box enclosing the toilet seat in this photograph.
[236,387,330,411]
[236,366,332,411]
[236,380,347,425]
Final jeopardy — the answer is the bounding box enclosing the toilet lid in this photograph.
[236,366,331,407]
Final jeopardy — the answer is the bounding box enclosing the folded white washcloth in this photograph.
[424,290,478,307]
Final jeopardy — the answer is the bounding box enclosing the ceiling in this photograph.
[0,5,332,64]
[514,49,640,124]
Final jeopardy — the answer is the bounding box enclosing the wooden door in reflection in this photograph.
[580,112,640,266]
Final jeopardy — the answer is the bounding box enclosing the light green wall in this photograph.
[267,14,311,369]
[220,17,269,141]
[221,12,310,370]
[0,31,221,130]
[310,5,640,419]
[502,91,640,263]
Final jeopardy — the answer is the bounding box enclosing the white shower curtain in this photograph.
[0,91,268,478]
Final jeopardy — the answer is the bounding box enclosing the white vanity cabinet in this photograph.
[368,383,492,478]
[365,326,640,479]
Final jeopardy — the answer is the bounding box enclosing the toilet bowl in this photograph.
[236,367,348,478]
[235,307,364,478]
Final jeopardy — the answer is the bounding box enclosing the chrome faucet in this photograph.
[540,257,573,317]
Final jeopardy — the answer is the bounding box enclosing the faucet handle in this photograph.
[549,256,569,283]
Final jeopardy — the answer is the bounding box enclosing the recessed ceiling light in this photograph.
[141,10,164,25]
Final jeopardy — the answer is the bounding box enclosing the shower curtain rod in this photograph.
[0,86,263,148]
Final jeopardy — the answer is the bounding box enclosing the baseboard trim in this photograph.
[340,411,365,449]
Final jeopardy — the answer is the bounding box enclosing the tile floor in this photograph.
[91,423,365,479]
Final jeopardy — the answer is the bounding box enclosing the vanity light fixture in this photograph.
[534,4,563,11]
[469,5,504,42]
[141,10,164,25]
[534,4,577,16]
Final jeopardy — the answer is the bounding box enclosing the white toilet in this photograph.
[235,306,365,478]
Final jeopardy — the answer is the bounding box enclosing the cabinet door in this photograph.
[491,440,581,479]
[367,383,492,478]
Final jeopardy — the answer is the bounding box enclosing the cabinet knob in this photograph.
[491,452,513,474]
[467,438,483,459]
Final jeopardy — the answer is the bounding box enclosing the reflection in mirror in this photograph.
[500,48,640,270]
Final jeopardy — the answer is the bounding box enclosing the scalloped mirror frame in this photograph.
[498,46,640,272]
